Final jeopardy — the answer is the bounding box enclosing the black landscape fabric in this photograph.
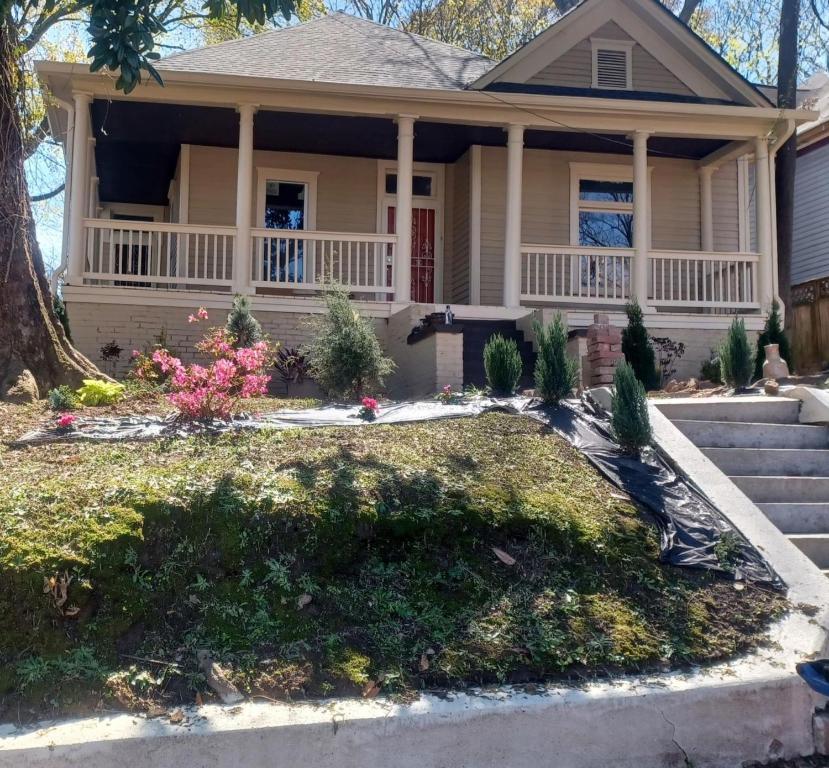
[14,396,780,586]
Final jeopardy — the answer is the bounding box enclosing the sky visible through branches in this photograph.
[27,0,829,273]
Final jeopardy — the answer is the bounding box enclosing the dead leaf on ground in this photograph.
[419,654,429,672]
[169,709,185,724]
[492,547,516,566]
[195,692,204,707]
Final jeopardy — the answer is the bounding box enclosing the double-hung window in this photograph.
[570,164,635,249]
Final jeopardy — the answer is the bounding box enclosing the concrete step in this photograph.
[656,397,800,425]
[703,447,829,477]
[730,475,829,504]
[673,419,829,449]
[758,503,829,534]
[789,534,829,569]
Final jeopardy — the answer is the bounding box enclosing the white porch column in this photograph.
[503,124,524,308]
[698,165,715,252]
[234,103,257,293]
[394,115,415,303]
[632,130,650,307]
[754,135,774,309]
[66,92,92,285]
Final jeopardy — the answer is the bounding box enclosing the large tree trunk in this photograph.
[0,22,100,399]
[775,0,800,326]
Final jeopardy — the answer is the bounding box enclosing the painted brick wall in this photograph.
[65,302,386,381]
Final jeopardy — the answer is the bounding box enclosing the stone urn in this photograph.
[762,343,790,380]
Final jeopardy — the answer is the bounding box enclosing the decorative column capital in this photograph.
[72,91,93,106]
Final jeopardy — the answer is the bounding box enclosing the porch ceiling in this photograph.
[92,99,729,205]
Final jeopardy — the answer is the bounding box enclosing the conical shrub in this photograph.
[484,334,522,396]
[720,316,754,390]
[226,294,263,348]
[621,299,659,390]
[611,361,652,453]
[533,312,578,404]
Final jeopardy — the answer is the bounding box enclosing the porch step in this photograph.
[655,398,800,425]
[458,319,536,390]
[789,534,829,569]
[702,448,829,477]
[758,504,829,535]
[730,476,829,504]
[672,419,829,449]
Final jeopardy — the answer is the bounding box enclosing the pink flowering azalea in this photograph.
[361,397,379,411]
[56,413,77,429]
[154,310,272,421]
[131,349,141,359]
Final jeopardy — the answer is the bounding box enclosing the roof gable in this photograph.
[471,0,771,107]
[157,13,494,90]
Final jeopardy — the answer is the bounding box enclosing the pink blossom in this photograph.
[131,349,141,359]
[361,397,379,412]
[158,309,273,421]
[187,314,197,324]
[56,413,77,429]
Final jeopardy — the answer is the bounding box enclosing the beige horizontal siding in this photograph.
[188,145,378,232]
[480,147,743,305]
[524,22,692,96]
[712,161,740,253]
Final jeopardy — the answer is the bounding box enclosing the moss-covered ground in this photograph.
[0,397,784,723]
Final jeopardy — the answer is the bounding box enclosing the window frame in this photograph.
[255,167,319,231]
[569,162,651,249]
[590,37,635,91]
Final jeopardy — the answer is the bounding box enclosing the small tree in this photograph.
[533,313,578,404]
[720,317,755,390]
[305,285,395,400]
[754,300,792,379]
[621,299,659,391]
[226,294,263,349]
[611,361,652,454]
[484,334,523,396]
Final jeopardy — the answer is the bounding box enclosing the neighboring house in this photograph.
[792,71,829,370]
[36,0,811,392]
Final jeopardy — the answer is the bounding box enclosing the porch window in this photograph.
[256,168,318,285]
[577,179,634,248]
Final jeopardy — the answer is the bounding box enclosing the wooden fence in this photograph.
[791,277,829,372]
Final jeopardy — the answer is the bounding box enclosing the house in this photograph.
[36,0,812,394]
[791,71,829,371]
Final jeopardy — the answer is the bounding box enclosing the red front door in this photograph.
[387,206,436,303]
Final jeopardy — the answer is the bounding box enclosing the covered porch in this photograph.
[62,93,780,317]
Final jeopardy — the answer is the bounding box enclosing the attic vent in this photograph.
[591,39,634,90]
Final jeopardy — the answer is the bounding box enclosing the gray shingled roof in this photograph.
[157,13,495,90]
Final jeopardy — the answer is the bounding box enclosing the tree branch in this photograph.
[30,183,65,203]
[678,0,704,23]
[811,0,829,29]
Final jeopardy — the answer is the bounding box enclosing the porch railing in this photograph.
[649,250,760,310]
[82,219,235,287]
[250,228,396,294]
[521,245,633,304]
[521,245,761,311]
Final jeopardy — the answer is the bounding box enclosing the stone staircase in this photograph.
[657,396,829,572]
